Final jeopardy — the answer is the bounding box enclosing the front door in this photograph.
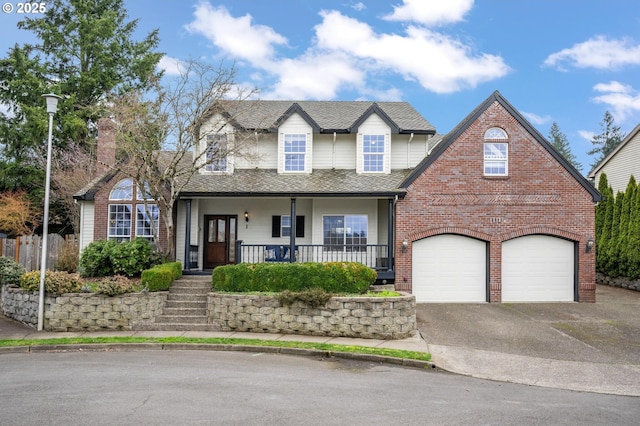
[204,215,237,269]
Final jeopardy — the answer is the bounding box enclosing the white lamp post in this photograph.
[37,93,62,331]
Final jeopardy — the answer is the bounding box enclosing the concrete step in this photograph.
[155,315,208,324]
[133,323,220,332]
[162,307,206,316]
[168,286,210,295]
[165,300,207,309]
[166,293,208,301]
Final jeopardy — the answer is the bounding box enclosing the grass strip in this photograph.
[0,336,431,362]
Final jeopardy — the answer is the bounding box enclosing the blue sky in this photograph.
[2,0,640,172]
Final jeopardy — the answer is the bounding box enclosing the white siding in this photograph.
[78,202,95,253]
[594,131,640,194]
[390,134,431,169]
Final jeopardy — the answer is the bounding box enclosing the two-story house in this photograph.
[74,92,601,302]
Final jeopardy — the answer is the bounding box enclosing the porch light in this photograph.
[586,238,594,253]
[402,238,409,253]
[244,211,249,222]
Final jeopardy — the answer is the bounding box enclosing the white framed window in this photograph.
[284,134,306,172]
[205,134,228,172]
[484,127,508,140]
[109,178,133,200]
[108,204,132,241]
[484,143,508,176]
[135,204,159,240]
[323,215,368,252]
[363,134,385,172]
[281,215,291,237]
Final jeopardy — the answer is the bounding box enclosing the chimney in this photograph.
[96,117,116,174]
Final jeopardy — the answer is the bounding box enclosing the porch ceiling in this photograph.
[180,168,410,197]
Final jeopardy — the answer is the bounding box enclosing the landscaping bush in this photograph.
[212,262,376,294]
[141,262,182,292]
[96,275,137,296]
[79,238,160,277]
[0,256,26,286]
[278,287,332,308]
[19,270,83,294]
[55,242,79,273]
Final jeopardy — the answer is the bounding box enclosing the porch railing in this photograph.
[237,243,391,270]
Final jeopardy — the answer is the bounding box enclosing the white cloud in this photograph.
[592,80,640,123]
[186,2,287,64]
[158,55,186,76]
[315,10,510,94]
[383,0,474,26]
[578,130,595,141]
[544,36,640,71]
[351,2,366,12]
[521,111,551,126]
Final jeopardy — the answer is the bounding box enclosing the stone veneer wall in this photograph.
[596,273,640,292]
[208,293,416,340]
[1,285,167,331]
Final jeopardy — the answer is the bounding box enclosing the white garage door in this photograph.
[412,234,487,303]
[502,235,574,302]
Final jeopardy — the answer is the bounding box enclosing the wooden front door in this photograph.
[204,215,237,269]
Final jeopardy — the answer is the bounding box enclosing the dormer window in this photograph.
[363,135,385,172]
[283,134,307,172]
[483,127,508,177]
[205,134,228,172]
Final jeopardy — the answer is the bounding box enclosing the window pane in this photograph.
[363,135,384,172]
[284,134,306,171]
[206,134,228,172]
[281,215,291,237]
[323,215,367,251]
[109,179,133,200]
[135,204,158,240]
[108,204,132,240]
[484,143,508,176]
[217,219,226,243]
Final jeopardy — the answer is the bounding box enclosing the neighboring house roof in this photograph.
[215,100,436,134]
[587,122,640,179]
[400,91,603,202]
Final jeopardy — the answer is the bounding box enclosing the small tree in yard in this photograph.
[605,191,624,277]
[0,190,40,237]
[548,122,582,172]
[107,60,260,259]
[595,174,614,273]
[624,178,640,279]
[616,176,636,278]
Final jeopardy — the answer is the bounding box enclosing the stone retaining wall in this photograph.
[1,285,167,331]
[208,293,416,340]
[596,273,640,292]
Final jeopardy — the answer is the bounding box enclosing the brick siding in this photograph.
[395,101,596,302]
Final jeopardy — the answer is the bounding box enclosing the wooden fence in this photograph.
[0,234,77,272]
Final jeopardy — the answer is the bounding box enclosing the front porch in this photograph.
[177,196,397,282]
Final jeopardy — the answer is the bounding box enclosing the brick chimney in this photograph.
[96,117,116,174]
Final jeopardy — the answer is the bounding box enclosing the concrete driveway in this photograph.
[416,284,640,395]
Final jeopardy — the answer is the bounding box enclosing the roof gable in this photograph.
[401,90,602,202]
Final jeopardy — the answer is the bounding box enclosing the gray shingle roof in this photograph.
[217,100,435,134]
[181,168,411,197]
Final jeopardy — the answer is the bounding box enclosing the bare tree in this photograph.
[107,60,260,259]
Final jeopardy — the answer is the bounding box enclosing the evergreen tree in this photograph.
[605,191,624,277]
[595,174,613,272]
[588,111,625,170]
[548,122,583,172]
[616,176,636,277]
[625,178,640,280]
[0,0,162,227]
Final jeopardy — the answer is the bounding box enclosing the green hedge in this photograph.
[212,262,376,294]
[141,262,182,291]
[79,238,161,277]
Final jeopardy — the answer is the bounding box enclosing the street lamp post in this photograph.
[37,93,62,331]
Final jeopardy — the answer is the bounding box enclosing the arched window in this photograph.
[109,178,133,200]
[483,128,508,176]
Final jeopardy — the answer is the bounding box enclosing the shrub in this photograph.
[78,240,118,277]
[111,238,156,277]
[0,256,26,286]
[278,287,332,308]
[79,238,160,277]
[55,242,79,273]
[212,262,376,294]
[96,275,137,296]
[141,262,182,292]
[19,270,82,294]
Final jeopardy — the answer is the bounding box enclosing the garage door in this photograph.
[412,234,487,303]
[502,235,574,302]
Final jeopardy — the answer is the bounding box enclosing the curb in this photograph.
[0,342,436,370]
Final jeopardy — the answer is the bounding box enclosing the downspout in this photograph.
[407,132,414,168]
[332,132,337,168]
[290,198,296,263]
[183,199,192,272]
